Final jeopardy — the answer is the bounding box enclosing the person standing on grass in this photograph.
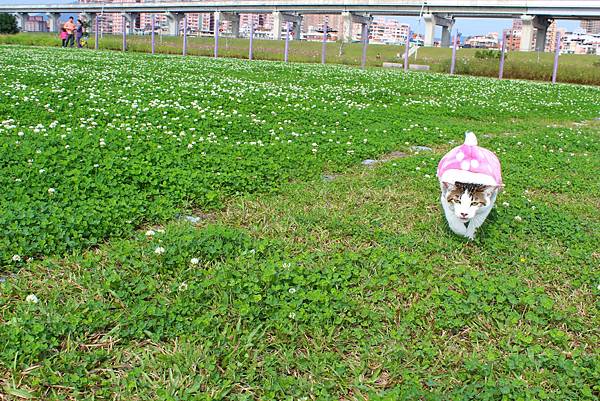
[63,16,76,48]
[75,19,84,48]
[60,27,68,47]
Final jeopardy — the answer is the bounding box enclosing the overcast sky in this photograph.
[0,0,583,36]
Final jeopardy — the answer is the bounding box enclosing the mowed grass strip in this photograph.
[1,118,598,399]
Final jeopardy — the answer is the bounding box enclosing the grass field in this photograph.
[2,32,600,85]
[0,45,599,400]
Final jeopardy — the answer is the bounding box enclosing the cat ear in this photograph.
[483,185,500,196]
[441,181,454,192]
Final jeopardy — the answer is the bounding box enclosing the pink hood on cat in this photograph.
[437,132,503,186]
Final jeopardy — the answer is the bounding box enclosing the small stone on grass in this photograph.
[410,146,432,152]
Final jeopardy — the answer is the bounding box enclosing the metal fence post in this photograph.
[450,33,458,75]
[249,18,254,60]
[321,19,327,64]
[284,21,290,62]
[552,32,561,84]
[214,16,220,58]
[404,28,410,71]
[361,23,368,69]
[182,14,187,56]
[94,14,99,50]
[122,15,126,51]
[151,14,155,54]
[499,30,507,79]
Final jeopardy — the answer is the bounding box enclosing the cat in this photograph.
[437,132,503,240]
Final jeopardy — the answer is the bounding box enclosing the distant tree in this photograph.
[0,13,19,34]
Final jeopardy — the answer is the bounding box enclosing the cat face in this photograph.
[443,182,495,221]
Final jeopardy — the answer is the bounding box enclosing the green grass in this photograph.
[2,32,600,85]
[0,45,599,400]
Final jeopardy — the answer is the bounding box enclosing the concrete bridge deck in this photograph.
[3,1,600,52]
[2,1,599,19]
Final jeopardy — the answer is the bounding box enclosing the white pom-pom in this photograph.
[464,131,478,146]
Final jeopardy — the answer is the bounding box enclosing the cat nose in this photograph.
[460,212,468,218]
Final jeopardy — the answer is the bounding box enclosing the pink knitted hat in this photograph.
[437,132,503,186]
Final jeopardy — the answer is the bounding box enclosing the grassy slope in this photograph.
[0,46,599,400]
[1,32,600,85]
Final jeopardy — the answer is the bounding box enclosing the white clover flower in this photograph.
[514,216,522,222]
[12,254,21,262]
[190,258,200,265]
[145,230,155,236]
[26,294,39,303]
[48,188,56,195]
[502,202,510,207]
[154,246,165,255]
[289,288,296,294]
[288,312,296,319]
[178,282,188,291]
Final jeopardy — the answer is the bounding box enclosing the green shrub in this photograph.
[0,13,19,34]
[474,49,504,60]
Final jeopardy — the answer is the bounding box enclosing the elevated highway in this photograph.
[3,1,600,51]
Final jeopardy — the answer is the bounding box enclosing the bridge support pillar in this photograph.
[441,25,453,47]
[80,12,95,31]
[165,12,183,36]
[121,12,136,34]
[535,17,551,52]
[15,13,28,31]
[47,12,60,33]
[272,11,283,40]
[272,11,302,40]
[424,14,454,47]
[214,12,241,37]
[520,15,551,52]
[231,16,240,37]
[341,11,371,43]
[292,16,302,40]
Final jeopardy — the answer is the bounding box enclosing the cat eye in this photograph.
[471,201,482,206]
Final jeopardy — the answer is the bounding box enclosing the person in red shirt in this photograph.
[63,17,76,48]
